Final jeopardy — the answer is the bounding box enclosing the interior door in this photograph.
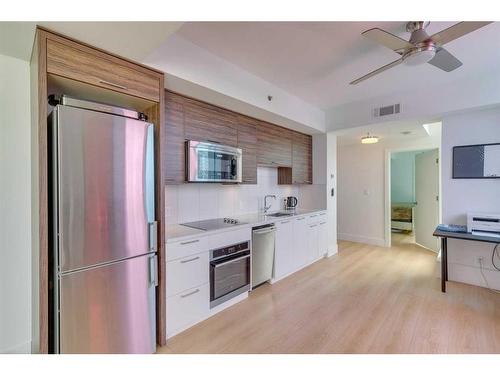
[415,149,439,252]
[59,254,156,353]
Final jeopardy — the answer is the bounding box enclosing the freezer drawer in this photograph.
[59,254,157,353]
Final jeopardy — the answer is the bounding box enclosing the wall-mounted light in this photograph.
[361,133,379,144]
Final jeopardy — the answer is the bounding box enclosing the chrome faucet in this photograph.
[264,194,277,213]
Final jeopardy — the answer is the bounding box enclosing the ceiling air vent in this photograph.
[373,103,401,118]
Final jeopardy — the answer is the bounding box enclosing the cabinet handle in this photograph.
[297,217,305,221]
[180,239,200,245]
[310,224,318,228]
[180,289,200,298]
[243,179,255,182]
[319,222,326,225]
[281,220,291,224]
[320,213,326,216]
[99,79,128,90]
[180,256,200,264]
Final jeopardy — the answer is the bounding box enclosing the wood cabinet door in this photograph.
[257,121,292,167]
[46,39,160,102]
[164,91,186,184]
[237,115,258,184]
[184,98,238,147]
[292,132,312,184]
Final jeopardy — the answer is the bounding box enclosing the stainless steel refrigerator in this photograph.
[49,96,158,354]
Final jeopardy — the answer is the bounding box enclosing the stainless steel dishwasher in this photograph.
[251,223,276,288]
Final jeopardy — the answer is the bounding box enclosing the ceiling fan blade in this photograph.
[350,58,403,85]
[427,47,462,72]
[362,28,412,53]
[429,22,492,46]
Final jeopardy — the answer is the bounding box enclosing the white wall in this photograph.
[326,69,500,131]
[337,135,440,247]
[145,35,326,133]
[0,54,32,353]
[326,133,338,256]
[441,107,500,290]
[165,167,326,225]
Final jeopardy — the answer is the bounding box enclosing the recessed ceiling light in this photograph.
[361,133,379,144]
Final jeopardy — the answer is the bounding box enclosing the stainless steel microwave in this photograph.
[186,140,242,183]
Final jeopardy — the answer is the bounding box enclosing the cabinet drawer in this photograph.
[47,39,160,101]
[167,236,209,261]
[166,283,209,338]
[166,252,209,298]
[210,228,251,250]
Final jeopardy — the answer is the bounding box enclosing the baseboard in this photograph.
[448,263,500,290]
[327,243,338,257]
[0,340,31,354]
[338,233,386,247]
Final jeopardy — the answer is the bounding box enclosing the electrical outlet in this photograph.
[474,256,484,267]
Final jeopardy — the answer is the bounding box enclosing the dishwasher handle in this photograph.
[253,227,276,235]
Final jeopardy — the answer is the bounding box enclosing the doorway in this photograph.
[386,148,440,251]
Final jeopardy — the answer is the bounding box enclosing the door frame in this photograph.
[384,146,442,248]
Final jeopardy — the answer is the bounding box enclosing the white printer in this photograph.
[467,212,500,238]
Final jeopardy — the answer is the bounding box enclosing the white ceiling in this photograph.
[0,22,182,61]
[176,21,500,110]
[336,119,441,146]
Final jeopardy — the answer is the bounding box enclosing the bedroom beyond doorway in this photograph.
[390,149,440,252]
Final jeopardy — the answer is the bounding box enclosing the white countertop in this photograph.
[166,208,327,244]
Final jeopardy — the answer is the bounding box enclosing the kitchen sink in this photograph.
[265,212,294,217]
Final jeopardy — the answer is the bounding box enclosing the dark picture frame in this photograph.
[452,142,500,179]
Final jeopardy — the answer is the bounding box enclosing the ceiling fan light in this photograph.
[403,45,437,66]
[361,134,379,144]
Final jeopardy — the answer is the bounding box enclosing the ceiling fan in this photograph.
[350,21,492,85]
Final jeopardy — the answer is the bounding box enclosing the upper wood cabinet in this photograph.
[237,115,258,184]
[183,98,238,147]
[46,38,160,102]
[164,91,186,184]
[292,132,312,184]
[163,90,312,185]
[256,121,292,167]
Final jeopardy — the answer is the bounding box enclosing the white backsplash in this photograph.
[165,167,325,224]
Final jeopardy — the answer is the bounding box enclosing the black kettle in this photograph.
[285,196,298,209]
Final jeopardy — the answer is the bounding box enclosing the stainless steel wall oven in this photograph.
[209,241,251,308]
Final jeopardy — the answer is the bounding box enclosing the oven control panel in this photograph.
[212,241,249,260]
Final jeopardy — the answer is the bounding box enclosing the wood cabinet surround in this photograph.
[164,90,312,185]
[31,26,166,352]
[46,37,160,102]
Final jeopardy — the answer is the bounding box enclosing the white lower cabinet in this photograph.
[307,223,320,263]
[166,283,209,338]
[166,252,209,298]
[318,221,328,257]
[274,219,294,280]
[273,211,329,282]
[293,216,309,270]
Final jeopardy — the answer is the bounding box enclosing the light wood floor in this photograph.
[158,234,500,353]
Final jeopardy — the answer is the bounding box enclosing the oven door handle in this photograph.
[213,254,250,268]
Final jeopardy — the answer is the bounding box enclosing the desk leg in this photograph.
[441,238,448,292]
[444,238,448,282]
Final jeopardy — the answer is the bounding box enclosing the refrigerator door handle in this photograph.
[149,221,158,252]
[149,255,158,287]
